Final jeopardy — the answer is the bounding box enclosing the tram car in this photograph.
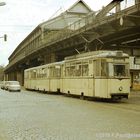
[24,51,130,99]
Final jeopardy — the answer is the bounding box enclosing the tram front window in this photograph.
[108,63,129,77]
[114,65,125,77]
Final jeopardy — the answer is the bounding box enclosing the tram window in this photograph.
[82,63,89,76]
[65,65,75,77]
[96,60,101,76]
[49,67,54,77]
[65,67,70,76]
[31,70,36,78]
[75,63,82,76]
[37,69,40,78]
[114,65,125,76]
[108,63,114,77]
[40,69,43,78]
[70,66,76,76]
[25,71,29,79]
[95,60,107,77]
[55,67,61,77]
[101,61,107,76]
[65,62,89,77]
[37,69,41,78]
[41,68,47,77]
[125,64,129,77]
[49,66,61,77]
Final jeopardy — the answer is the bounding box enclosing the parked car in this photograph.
[4,81,9,90]
[0,81,6,89]
[6,81,21,92]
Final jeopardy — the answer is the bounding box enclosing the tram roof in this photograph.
[25,51,129,71]
[24,61,64,71]
[65,50,129,61]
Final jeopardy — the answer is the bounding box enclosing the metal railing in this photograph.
[6,1,139,70]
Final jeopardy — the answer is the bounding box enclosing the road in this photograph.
[0,89,140,140]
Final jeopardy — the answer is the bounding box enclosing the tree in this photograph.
[0,65,5,81]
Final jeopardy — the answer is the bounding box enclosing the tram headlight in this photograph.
[119,86,123,91]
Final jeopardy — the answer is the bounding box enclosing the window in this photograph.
[65,66,70,77]
[95,60,101,76]
[65,63,75,77]
[31,69,36,78]
[108,63,114,77]
[25,71,30,79]
[101,60,107,76]
[114,65,126,77]
[65,61,89,77]
[49,65,61,77]
[108,63,129,77]
[75,62,82,76]
[40,68,47,78]
[82,62,89,76]
[95,59,107,77]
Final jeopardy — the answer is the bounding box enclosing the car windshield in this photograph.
[9,81,20,85]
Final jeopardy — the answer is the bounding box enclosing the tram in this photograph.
[24,51,130,99]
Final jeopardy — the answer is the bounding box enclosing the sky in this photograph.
[0,0,134,66]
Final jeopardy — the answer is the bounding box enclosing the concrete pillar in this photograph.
[8,72,14,81]
[17,70,22,85]
[7,69,24,86]
[16,69,24,86]
[45,53,57,64]
[50,53,57,63]
[4,74,8,81]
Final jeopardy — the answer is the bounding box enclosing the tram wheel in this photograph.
[80,92,84,100]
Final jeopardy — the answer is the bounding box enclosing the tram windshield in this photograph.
[108,63,129,78]
[114,65,125,76]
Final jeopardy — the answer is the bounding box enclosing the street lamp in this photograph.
[0,2,6,6]
[0,1,7,41]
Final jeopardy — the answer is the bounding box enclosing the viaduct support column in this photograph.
[16,68,25,86]
[45,53,57,64]
[8,71,16,81]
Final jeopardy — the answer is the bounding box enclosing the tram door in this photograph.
[94,59,109,98]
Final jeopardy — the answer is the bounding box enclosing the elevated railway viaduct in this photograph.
[5,0,140,89]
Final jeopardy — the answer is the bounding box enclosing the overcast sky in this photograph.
[0,0,134,66]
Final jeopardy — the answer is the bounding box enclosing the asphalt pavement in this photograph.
[0,89,140,140]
